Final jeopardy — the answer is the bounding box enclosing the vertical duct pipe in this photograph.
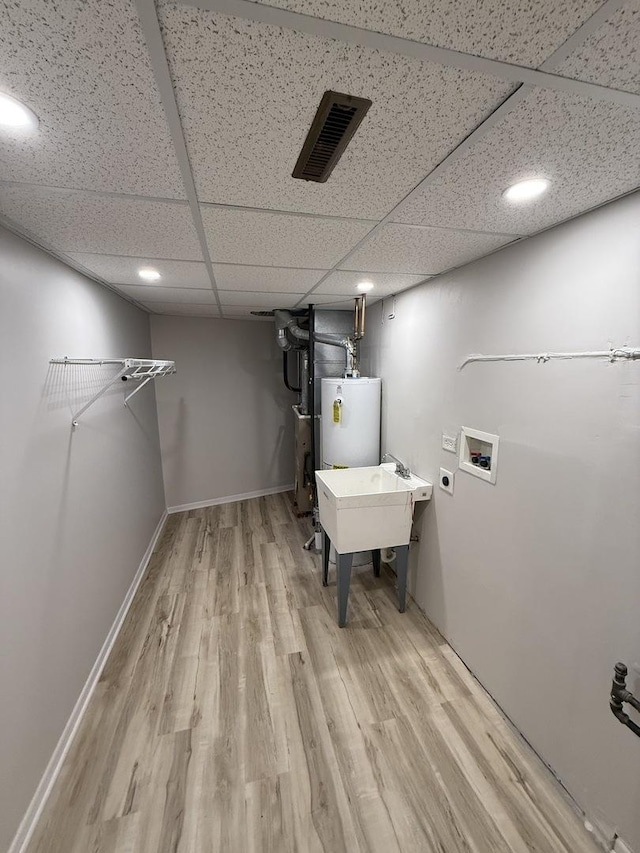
[354,295,366,340]
[309,304,316,477]
[300,348,310,415]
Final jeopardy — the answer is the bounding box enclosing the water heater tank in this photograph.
[321,377,381,469]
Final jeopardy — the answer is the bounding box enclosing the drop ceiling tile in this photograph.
[315,270,427,296]
[147,302,220,316]
[116,285,216,303]
[393,89,640,236]
[218,291,304,308]
[159,5,513,218]
[0,187,202,258]
[66,254,210,288]
[0,0,184,197]
[212,264,328,293]
[247,0,602,66]
[555,1,640,95]
[201,207,373,267]
[341,224,516,275]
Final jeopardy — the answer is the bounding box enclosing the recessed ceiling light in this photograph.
[356,281,374,293]
[138,267,161,282]
[503,178,550,203]
[0,91,39,131]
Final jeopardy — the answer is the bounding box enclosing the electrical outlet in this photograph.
[439,468,454,494]
[442,434,457,453]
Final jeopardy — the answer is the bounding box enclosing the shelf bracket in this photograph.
[71,366,129,428]
[124,374,154,406]
[50,357,176,427]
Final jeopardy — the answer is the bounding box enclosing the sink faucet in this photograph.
[382,452,411,479]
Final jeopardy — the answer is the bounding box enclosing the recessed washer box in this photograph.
[459,427,499,485]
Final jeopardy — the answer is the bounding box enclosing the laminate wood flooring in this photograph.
[26,493,600,853]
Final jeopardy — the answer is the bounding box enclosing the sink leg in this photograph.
[395,545,409,613]
[372,548,381,578]
[322,530,330,587]
[337,551,353,627]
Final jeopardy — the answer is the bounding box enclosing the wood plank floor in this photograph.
[27,493,600,853]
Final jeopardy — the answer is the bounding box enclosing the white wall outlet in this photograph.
[442,434,457,453]
[439,468,454,494]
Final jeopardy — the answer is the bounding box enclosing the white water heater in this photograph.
[321,377,381,469]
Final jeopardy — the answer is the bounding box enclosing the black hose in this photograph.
[283,350,301,393]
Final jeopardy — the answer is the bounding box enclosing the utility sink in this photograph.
[316,464,432,554]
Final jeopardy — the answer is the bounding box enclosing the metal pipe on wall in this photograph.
[610,662,640,738]
[283,350,302,393]
[353,295,366,340]
[359,294,366,339]
[300,348,310,415]
[274,310,357,377]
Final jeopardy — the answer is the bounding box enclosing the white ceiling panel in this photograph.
[159,5,513,219]
[66,254,210,288]
[212,264,328,293]
[314,270,427,296]
[0,0,184,198]
[394,88,640,235]
[248,0,603,66]
[201,207,374,267]
[116,285,215,303]
[555,1,640,95]
[147,302,220,316]
[342,224,516,275]
[218,291,303,308]
[0,187,202,258]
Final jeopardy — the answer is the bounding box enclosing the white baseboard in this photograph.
[167,483,294,514]
[8,509,168,853]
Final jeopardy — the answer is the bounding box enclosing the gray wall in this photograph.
[0,227,166,851]
[363,192,640,851]
[150,316,295,510]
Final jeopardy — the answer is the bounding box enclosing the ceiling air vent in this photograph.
[292,90,372,183]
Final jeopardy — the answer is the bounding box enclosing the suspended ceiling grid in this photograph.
[0,0,639,320]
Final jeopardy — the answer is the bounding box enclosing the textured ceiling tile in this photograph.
[341,224,516,275]
[66,254,210,288]
[555,1,640,95]
[0,187,202,258]
[212,264,328,293]
[218,290,303,308]
[116,285,215,303]
[159,5,513,219]
[201,207,374,267]
[0,0,184,197]
[315,270,427,295]
[247,0,602,66]
[393,88,640,235]
[146,302,220,316]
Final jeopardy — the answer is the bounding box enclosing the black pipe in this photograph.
[283,350,301,393]
[309,304,316,483]
[610,662,640,738]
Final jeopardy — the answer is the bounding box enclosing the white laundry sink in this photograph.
[316,464,432,554]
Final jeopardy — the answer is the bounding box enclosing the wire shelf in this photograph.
[50,357,176,427]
